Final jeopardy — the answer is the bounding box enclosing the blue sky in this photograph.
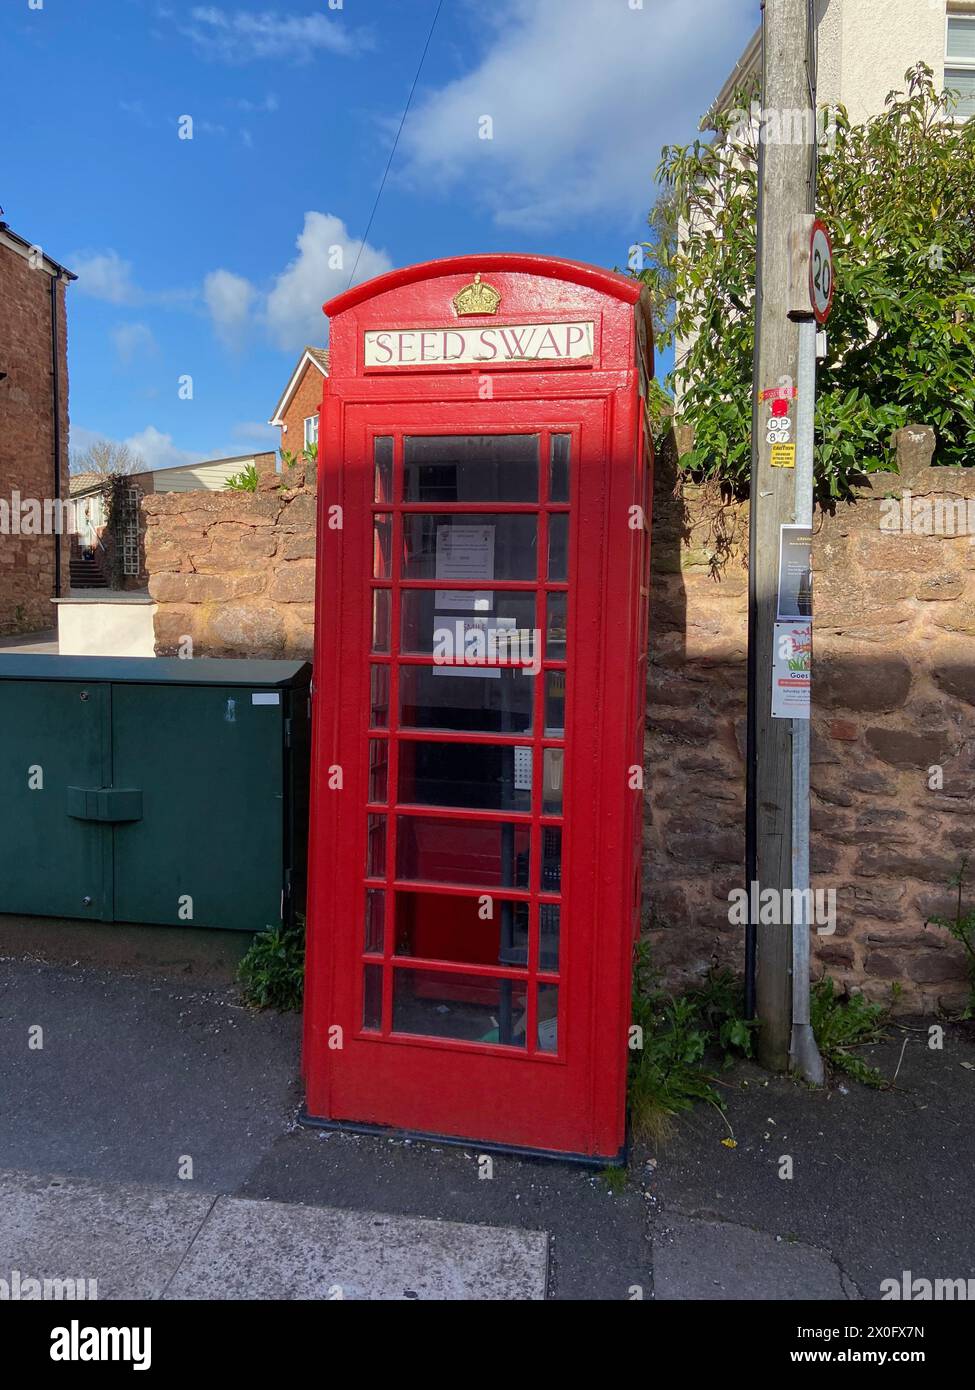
[3,0,757,470]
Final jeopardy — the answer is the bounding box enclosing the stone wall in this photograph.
[143,476,316,659]
[145,432,974,1011]
[645,426,974,1013]
[0,242,70,635]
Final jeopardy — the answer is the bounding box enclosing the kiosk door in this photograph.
[307,395,629,1159]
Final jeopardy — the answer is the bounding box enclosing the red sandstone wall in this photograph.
[0,244,70,634]
[144,428,974,1011]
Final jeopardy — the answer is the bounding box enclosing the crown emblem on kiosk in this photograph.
[452,272,501,317]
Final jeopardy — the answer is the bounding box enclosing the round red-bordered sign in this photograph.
[809,219,834,324]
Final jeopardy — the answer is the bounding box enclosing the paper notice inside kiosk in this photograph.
[434,523,500,678]
[435,523,494,611]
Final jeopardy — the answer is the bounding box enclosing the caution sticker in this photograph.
[770,442,796,469]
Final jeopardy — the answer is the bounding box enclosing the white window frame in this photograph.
[303,414,319,448]
[946,12,975,118]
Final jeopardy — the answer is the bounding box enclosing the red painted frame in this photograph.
[304,255,653,1161]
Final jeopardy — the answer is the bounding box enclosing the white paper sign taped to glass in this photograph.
[771,621,811,720]
[777,524,812,621]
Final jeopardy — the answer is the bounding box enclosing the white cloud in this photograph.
[122,426,198,472]
[234,93,278,113]
[71,250,197,310]
[231,420,278,444]
[72,250,141,305]
[400,0,755,228]
[69,422,273,473]
[111,322,157,365]
[203,268,257,347]
[264,212,392,352]
[179,6,362,64]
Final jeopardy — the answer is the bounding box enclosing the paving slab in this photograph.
[0,1170,548,1302]
[645,1025,975,1300]
[0,1170,214,1301]
[164,1194,548,1300]
[652,1214,851,1300]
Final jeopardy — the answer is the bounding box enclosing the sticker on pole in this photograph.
[760,384,797,467]
[809,220,834,325]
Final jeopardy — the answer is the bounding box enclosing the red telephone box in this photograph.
[304,254,653,1162]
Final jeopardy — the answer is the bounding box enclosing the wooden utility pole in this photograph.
[747,0,817,1070]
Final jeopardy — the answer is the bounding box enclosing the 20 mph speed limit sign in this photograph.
[810,220,834,324]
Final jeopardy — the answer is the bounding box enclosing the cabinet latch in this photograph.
[67,787,144,823]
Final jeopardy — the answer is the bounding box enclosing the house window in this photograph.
[946,14,975,119]
[304,415,319,448]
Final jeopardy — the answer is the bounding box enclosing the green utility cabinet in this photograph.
[0,656,311,931]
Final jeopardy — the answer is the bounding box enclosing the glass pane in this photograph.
[398,741,531,812]
[368,739,388,803]
[397,817,529,889]
[403,435,538,503]
[546,592,567,659]
[374,436,393,502]
[945,68,975,117]
[948,17,975,60]
[362,964,383,1031]
[541,825,562,891]
[542,748,564,815]
[393,891,528,968]
[549,434,570,503]
[399,664,533,735]
[401,589,536,654]
[548,514,569,580]
[545,670,565,737]
[369,665,389,728]
[537,984,558,1053]
[366,814,386,877]
[373,515,392,578]
[372,589,391,652]
[539,904,560,972]
[393,969,528,1047]
[365,889,384,954]
[402,515,537,582]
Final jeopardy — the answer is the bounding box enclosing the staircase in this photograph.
[69,545,108,590]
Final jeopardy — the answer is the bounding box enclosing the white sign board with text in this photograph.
[364,321,595,368]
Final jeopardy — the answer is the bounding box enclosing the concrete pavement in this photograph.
[2,915,973,1300]
[0,1171,548,1300]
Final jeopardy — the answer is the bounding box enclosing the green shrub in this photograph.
[238,921,305,1011]
[628,947,754,1143]
[637,64,975,497]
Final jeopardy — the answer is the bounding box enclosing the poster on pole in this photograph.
[776,524,812,621]
[771,621,811,719]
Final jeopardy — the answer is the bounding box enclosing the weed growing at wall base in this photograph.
[238,920,305,1011]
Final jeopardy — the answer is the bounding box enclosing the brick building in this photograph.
[268,346,329,456]
[0,223,75,635]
